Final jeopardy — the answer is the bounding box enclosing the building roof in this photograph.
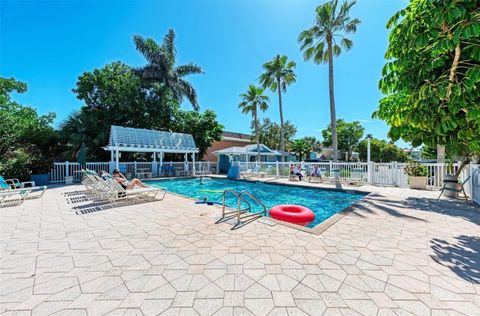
[213,144,281,156]
[105,125,198,153]
[221,131,251,143]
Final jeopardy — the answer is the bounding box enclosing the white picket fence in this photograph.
[49,160,479,204]
[48,161,212,183]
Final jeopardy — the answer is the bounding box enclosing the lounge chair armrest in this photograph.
[5,178,20,188]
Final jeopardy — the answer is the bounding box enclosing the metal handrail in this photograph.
[215,189,251,224]
[234,190,267,228]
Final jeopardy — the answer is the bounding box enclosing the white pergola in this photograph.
[103,125,199,174]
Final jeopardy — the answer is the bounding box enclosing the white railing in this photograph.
[467,164,480,206]
[48,160,479,201]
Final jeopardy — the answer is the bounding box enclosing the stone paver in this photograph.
[1,182,479,315]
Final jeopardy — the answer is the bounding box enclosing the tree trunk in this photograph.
[436,145,445,163]
[446,44,461,101]
[327,37,338,162]
[277,78,285,162]
[454,158,470,178]
[254,109,260,163]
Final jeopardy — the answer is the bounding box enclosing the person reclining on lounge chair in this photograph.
[290,164,303,181]
[308,165,323,182]
[113,169,146,190]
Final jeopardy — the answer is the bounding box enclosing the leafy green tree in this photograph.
[358,138,408,162]
[259,55,296,160]
[298,0,361,161]
[239,85,270,162]
[322,119,364,161]
[420,145,437,160]
[67,62,182,160]
[134,30,204,110]
[0,77,58,179]
[250,118,297,151]
[290,139,311,161]
[173,110,224,158]
[373,0,480,175]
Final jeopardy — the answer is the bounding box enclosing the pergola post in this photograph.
[110,149,114,173]
[184,153,188,173]
[152,152,157,177]
[159,152,163,176]
[115,149,120,170]
[192,152,196,175]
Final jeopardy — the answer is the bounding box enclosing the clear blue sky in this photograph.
[1,0,409,146]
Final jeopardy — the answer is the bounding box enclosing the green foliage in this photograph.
[0,77,58,179]
[250,118,297,150]
[238,85,270,116]
[358,137,408,162]
[373,0,480,160]
[322,119,365,161]
[259,55,296,93]
[298,0,361,161]
[404,160,429,177]
[64,58,219,161]
[173,110,224,158]
[259,54,296,155]
[134,30,204,110]
[289,139,311,161]
[239,85,270,161]
[302,136,322,153]
[298,0,360,64]
[420,145,437,160]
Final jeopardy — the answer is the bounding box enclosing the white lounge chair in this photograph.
[241,165,261,178]
[0,175,47,202]
[80,170,166,204]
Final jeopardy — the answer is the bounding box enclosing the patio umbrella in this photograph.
[77,143,86,166]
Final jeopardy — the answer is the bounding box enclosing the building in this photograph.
[203,131,251,162]
[213,144,295,174]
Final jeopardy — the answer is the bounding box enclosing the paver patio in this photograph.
[1,181,479,315]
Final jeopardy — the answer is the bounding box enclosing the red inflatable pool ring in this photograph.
[269,205,315,226]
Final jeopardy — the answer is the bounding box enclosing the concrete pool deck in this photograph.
[1,178,479,315]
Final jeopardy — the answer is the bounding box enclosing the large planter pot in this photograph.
[443,174,459,198]
[409,176,427,190]
[30,174,49,186]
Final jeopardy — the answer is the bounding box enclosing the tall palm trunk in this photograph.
[327,36,338,162]
[254,108,260,163]
[277,78,285,161]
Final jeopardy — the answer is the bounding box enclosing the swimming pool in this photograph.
[148,178,367,228]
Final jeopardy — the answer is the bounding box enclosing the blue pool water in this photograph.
[148,178,367,228]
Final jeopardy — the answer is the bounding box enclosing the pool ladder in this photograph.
[215,189,267,230]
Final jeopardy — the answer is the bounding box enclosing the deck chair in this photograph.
[241,165,261,178]
[437,176,470,201]
[103,177,167,204]
[0,189,30,206]
[0,176,47,199]
[258,165,273,178]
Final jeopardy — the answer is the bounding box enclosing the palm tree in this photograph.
[238,85,270,162]
[259,55,296,161]
[134,29,204,110]
[290,139,311,161]
[298,0,360,161]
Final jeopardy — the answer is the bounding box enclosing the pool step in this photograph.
[215,189,267,230]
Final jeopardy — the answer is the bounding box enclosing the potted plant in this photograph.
[404,161,428,189]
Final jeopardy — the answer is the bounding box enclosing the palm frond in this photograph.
[176,63,204,77]
[177,79,199,110]
[340,38,353,50]
[162,29,176,64]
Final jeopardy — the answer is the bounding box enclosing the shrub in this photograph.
[404,161,428,177]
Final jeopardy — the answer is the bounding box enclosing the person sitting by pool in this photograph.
[308,165,322,182]
[112,169,146,190]
[292,164,303,181]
